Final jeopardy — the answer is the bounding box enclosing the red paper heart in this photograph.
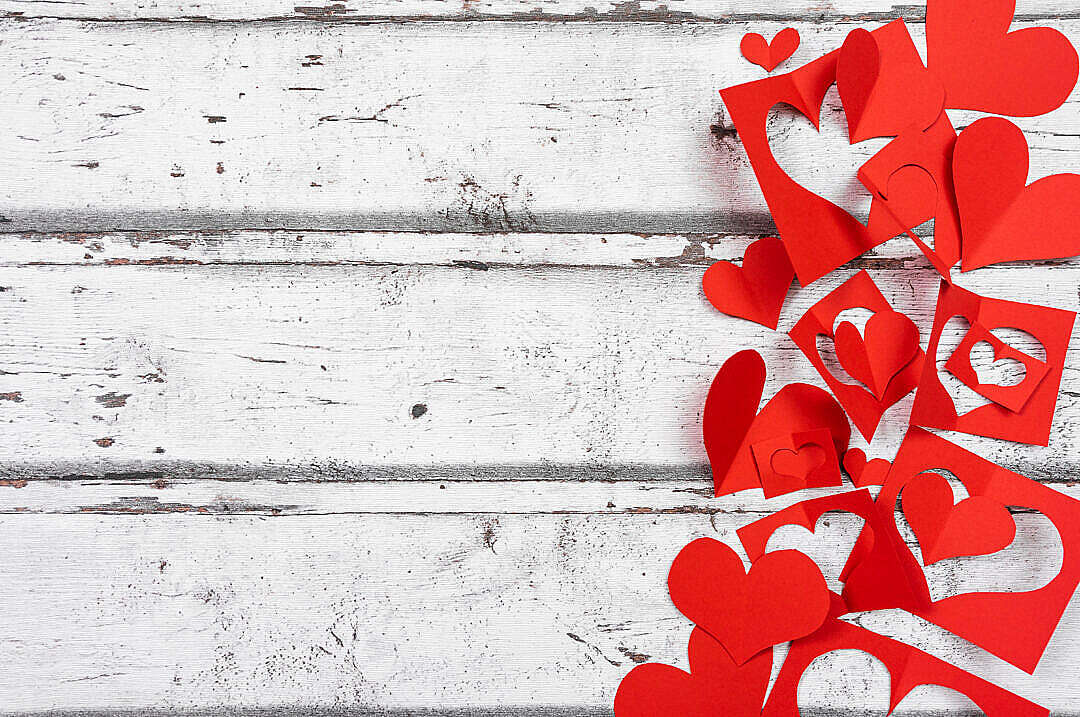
[834,310,920,400]
[740,28,800,72]
[954,117,1080,271]
[843,448,890,488]
[771,443,826,480]
[926,0,1079,117]
[702,237,795,329]
[614,627,771,717]
[703,350,767,497]
[901,471,1016,565]
[837,27,945,143]
[668,538,830,664]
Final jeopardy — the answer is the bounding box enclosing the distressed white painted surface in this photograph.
[2,0,1080,713]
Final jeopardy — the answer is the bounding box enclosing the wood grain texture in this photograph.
[0,19,1077,233]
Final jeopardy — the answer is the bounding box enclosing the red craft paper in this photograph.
[614,626,770,717]
[738,490,923,613]
[943,322,1052,413]
[705,352,851,497]
[836,27,945,143]
[834,310,920,401]
[789,271,924,441]
[857,114,962,276]
[741,28,800,72]
[910,281,1075,445]
[926,0,1079,117]
[761,600,1049,716]
[954,117,1080,271]
[703,350,767,496]
[901,470,1017,565]
[859,428,1080,672]
[750,428,843,498]
[668,538,830,665]
[719,20,938,285]
[843,448,890,488]
[702,237,795,329]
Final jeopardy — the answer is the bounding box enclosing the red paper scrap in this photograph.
[750,427,843,498]
[943,321,1051,413]
[761,597,1049,716]
[910,281,1075,445]
[705,351,851,497]
[738,490,923,613]
[741,28,801,72]
[955,117,1080,271]
[614,626,770,717]
[860,428,1080,672]
[702,237,795,329]
[926,0,1078,117]
[668,538,830,665]
[789,271,924,441]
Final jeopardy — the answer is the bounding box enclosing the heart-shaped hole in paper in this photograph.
[764,510,867,594]
[768,85,890,225]
[770,443,827,479]
[935,315,993,414]
[969,339,1027,387]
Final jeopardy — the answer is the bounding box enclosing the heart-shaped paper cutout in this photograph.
[843,448,891,488]
[901,471,1017,565]
[926,0,1079,116]
[771,443,827,480]
[702,237,795,329]
[668,538,831,664]
[741,28,800,72]
[614,627,771,717]
[834,310,921,400]
[954,117,1080,271]
[704,350,767,497]
[837,27,945,143]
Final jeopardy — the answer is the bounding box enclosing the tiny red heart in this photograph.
[834,310,920,400]
[740,28,800,72]
[702,237,795,329]
[770,443,826,480]
[842,448,890,487]
[902,471,1016,565]
[954,117,1080,270]
[668,538,830,665]
[614,627,771,717]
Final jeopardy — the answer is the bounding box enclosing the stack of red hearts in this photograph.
[617,0,1080,714]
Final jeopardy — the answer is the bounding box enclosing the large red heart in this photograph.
[926,0,1078,117]
[836,27,944,143]
[668,538,831,664]
[954,117,1080,271]
[834,310,920,400]
[613,627,771,717]
[901,471,1017,565]
[702,237,795,330]
[740,28,800,72]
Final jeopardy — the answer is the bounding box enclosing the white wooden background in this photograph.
[1,0,1079,714]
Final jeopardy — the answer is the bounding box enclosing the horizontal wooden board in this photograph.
[0,235,1077,480]
[0,511,1077,713]
[0,0,1076,21]
[0,19,1077,233]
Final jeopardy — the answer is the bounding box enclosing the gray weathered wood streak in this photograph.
[0,20,1078,233]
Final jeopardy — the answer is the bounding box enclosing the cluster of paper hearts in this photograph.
[618,1,1080,714]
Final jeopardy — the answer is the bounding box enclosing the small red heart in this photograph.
[668,538,830,665]
[834,310,920,400]
[836,27,944,143]
[901,471,1016,565]
[842,448,890,487]
[613,627,771,717]
[926,0,1078,117]
[740,28,800,72]
[954,117,1080,271]
[770,443,826,480]
[702,237,795,329]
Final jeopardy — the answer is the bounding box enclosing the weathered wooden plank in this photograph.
[0,0,1075,22]
[0,242,1077,480]
[0,20,1077,233]
[0,512,1073,713]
